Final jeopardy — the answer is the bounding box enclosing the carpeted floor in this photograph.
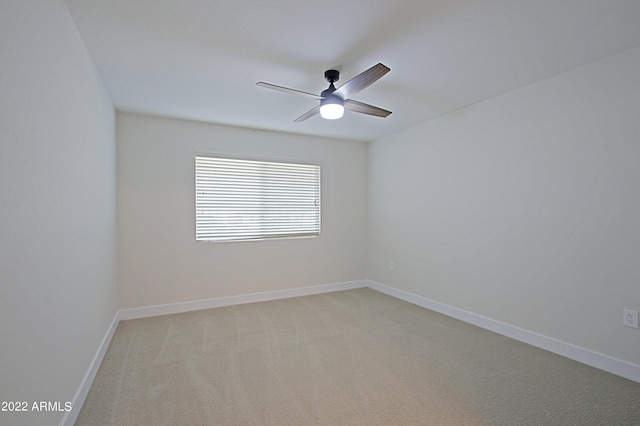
[76,288,640,425]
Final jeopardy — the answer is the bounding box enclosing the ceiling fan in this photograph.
[256,63,391,121]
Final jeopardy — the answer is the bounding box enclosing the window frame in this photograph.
[194,153,321,243]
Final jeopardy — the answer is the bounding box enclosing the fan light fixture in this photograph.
[320,96,344,120]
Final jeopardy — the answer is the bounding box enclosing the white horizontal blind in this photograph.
[195,155,320,242]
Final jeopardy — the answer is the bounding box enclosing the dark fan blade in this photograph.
[256,82,323,100]
[333,63,390,99]
[294,105,321,122]
[344,99,391,118]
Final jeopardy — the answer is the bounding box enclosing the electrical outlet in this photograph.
[623,309,638,328]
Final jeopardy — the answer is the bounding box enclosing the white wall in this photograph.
[367,47,640,366]
[117,113,367,309]
[0,1,117,425]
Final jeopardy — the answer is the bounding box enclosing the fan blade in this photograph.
[344,99,391,118]
[256,82,323,100]
[333,63,390,99]
[294,105,321,122]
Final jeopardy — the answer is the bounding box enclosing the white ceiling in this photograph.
[64,0,640,142]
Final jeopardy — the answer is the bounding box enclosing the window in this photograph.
[195,155,321,242]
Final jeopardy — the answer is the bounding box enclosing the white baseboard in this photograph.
[60,311,120,426]
[119,280,367,321]
[366,279,640,383]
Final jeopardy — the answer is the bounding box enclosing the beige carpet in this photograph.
[77,288,640,425]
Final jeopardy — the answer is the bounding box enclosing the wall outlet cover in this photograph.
[623,309,639,328]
